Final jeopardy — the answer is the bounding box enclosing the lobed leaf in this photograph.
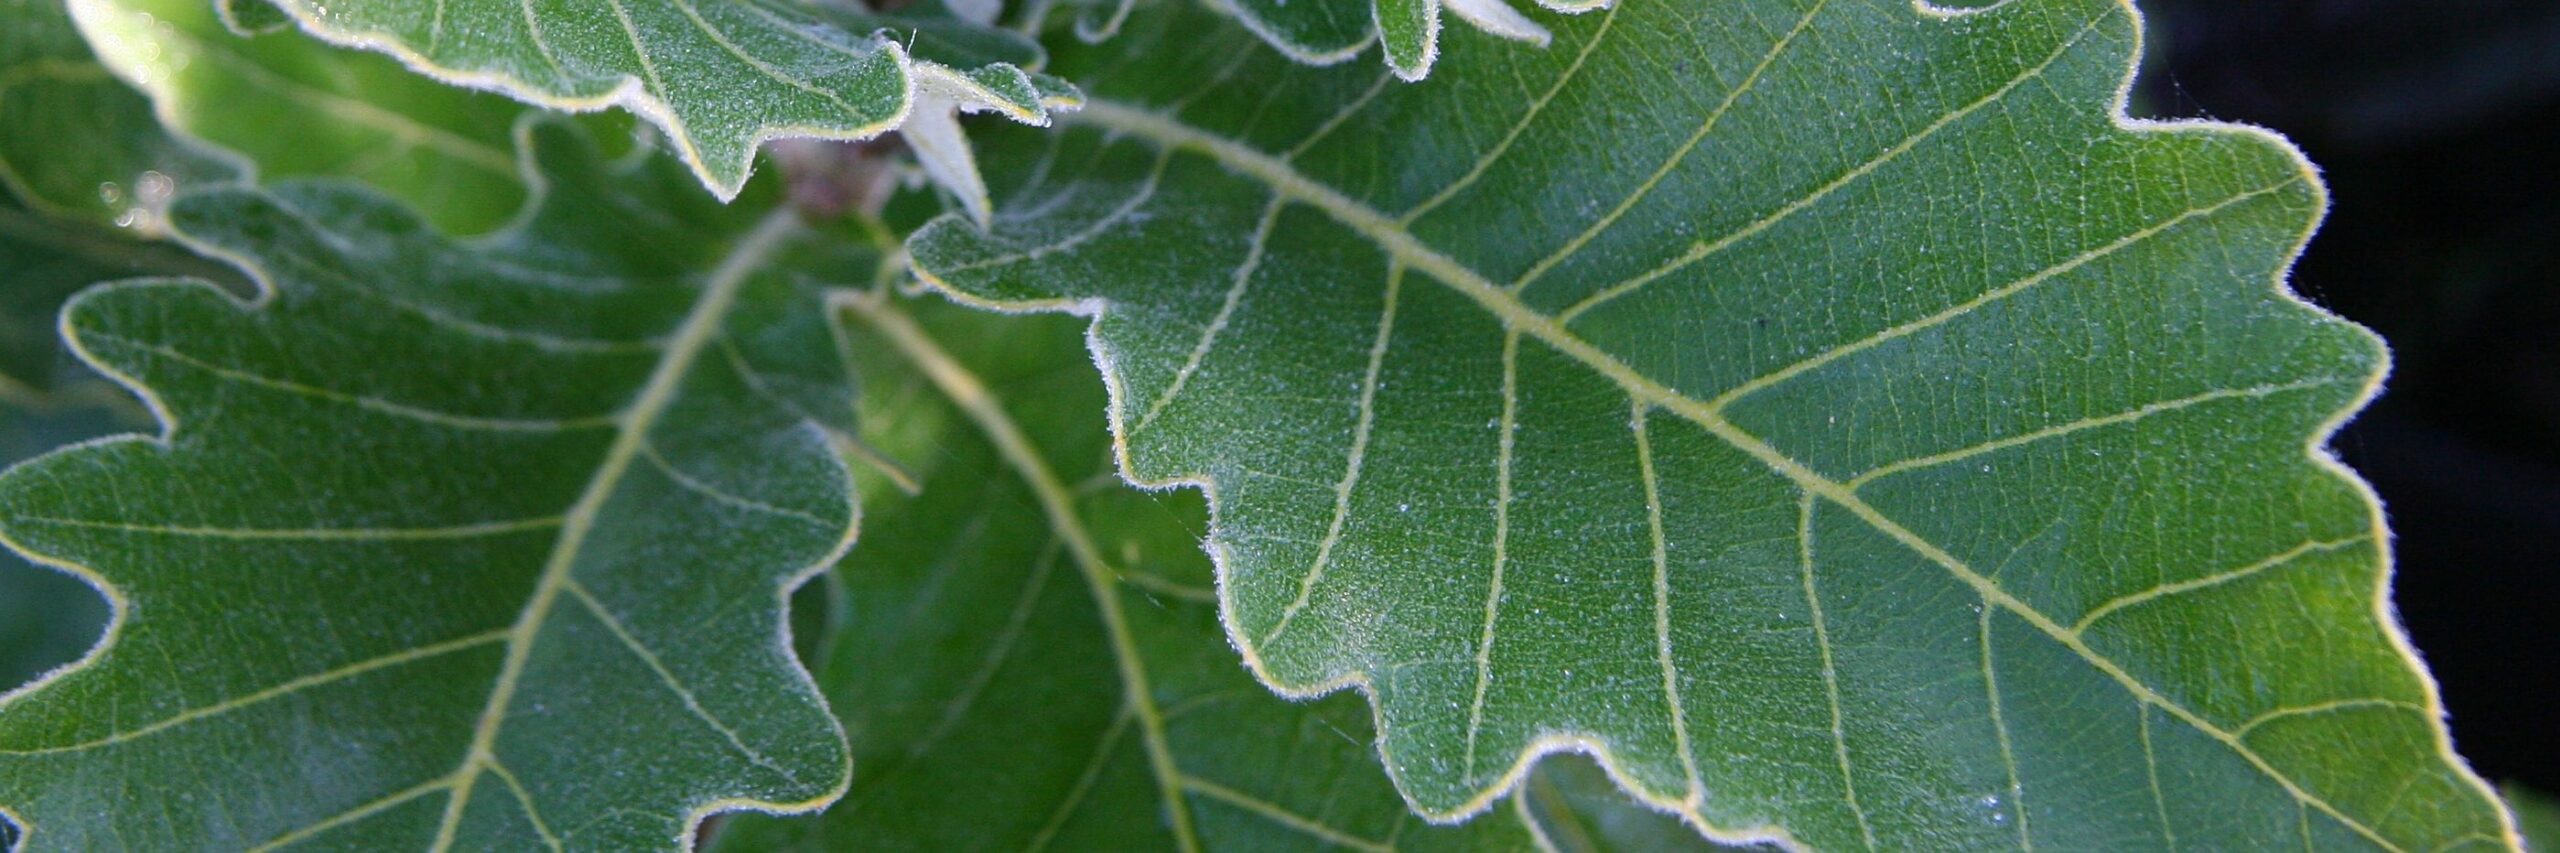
[0,124,861,849]
[911,0,2514,847]
[0,402,125,699]
[1204,0,1556,81]
[233,0,1079,199]
[713,291,1695,851]
[0,193,244,399]
[0,0,225,746]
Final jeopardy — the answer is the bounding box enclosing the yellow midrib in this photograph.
[839,293,1204,853]
[428,208,803,850]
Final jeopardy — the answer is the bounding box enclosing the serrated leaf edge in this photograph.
[0,120,861,851]
[831,289,1210,851]
[1209,2,1372,68]
[1215,0,1562,80]
[248,0,1069,202]
[906,0,2519,848]
[833,286,1622,851]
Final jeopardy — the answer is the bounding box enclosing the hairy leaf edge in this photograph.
[1212,1,1374,68]
[240,0,1075,202]
[1218,0,1566,81]
[0,117,862,850]
[904,0,2521,847]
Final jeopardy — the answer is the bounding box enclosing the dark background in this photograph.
[2137,0,2560,793]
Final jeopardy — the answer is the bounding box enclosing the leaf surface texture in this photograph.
[243,0,1076,197]
[911,1,2513,847]
[715,291,1702,851]
[0,125,860,849]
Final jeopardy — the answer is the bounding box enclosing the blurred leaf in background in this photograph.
[1,0,221,700]
[2510,784,2560,851]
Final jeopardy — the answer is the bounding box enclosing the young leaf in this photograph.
[911,1,2514,848]
[1208,0,1552,80]
[0,125,861,848]
[712,291,1678,851]
[235,0,1077,200]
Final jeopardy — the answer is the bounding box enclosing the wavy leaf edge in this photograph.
[226,0,1080,202]
[0,117,862,848]
[1209,0,1561,80]
[907,0,2517,847]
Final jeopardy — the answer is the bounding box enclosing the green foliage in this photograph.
[0,0,243,395]
[0,0,2523,849]
[71,0,546,233]
[711,292,1549,849]
[0,0,237,224]
[0,192,240,395]
[0,401,124,693]
[908,1,2508,847]
[0,127,861,847]
[2514,785,2560,852]
[232,0,1077,198]
[706,287,1693,850]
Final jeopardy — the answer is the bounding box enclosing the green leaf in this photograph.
[0,124,861,848]
[8,0,529,393]
[1,0,248,396]
[1514,756,1719,853]
[244,0,1077,200]
[1218,0,1374,66]
[1,0,225,705]
[0,194,244,399]
[713,289,1688,851]
[69,0,558,234]
[911,1,2514,848]
[0,0,239,225]
[1206,0,1554,80]
[0,400,128,695]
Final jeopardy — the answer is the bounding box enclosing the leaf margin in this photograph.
[0,117,864,849]
[230,0,1082,202]
[903,0,2520,847]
